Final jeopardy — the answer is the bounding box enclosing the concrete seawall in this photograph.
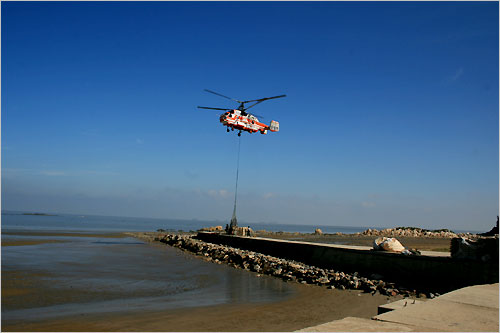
[196,232,498,292]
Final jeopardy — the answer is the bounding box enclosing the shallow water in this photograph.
[1,232,295,322]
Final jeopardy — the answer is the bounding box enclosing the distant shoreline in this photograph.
[21,212,58,216]
[1,211,58,216]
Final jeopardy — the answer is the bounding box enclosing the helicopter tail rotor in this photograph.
[269,120,279,132]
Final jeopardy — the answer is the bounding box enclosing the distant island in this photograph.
[22,212,57,216]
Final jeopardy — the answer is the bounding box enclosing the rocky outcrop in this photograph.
[253,227,477,239]
[154,233,438,299]
[358,227,469,238]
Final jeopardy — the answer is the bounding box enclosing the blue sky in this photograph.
[2,1,498,231]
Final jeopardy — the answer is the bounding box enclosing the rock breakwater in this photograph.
[152,233,437,299]
[358,227,474,239]
[254,227,477,240]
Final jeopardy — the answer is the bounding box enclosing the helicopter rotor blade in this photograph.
[244,100,264,111]
[197,106,233,111]
[204,89,242,104]
[242,94,286,104]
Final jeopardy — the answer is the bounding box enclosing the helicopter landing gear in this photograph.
[238,131,241,137]
[227,127,230,132]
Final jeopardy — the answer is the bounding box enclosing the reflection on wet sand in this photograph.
[2,230,296,326]
[2,231,128,238]
[2,239,67,246]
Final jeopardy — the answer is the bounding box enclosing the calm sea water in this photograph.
[1,211,301,323]
[1,210,369,234]
[0,210,481,324]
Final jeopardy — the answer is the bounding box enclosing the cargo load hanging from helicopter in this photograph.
[198,89,285,136]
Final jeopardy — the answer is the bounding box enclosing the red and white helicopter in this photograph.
[198,89,285,136]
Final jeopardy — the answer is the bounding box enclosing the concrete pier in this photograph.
[196,232,499,291]
[297,283,499,332]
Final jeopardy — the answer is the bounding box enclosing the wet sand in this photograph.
[2,230,128,238]
[1,239,67,246]
[2,230,401,332]
[3,283,398,332]
[1,230,127,249]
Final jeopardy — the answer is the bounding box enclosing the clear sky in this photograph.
[2,1,498,231]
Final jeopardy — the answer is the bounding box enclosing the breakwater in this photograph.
[147,233,440,298]
[357,227,472,238]
[195,232,498,293]
[255,227,474,239]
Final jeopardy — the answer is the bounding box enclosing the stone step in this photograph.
[377,298,425,315]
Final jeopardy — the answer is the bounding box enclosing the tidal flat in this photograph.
[1,230,397,331]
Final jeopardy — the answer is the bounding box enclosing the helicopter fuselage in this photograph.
[198,89,284,136]
[219,110,279,135]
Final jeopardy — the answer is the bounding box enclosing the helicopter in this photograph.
[198,89,286,136]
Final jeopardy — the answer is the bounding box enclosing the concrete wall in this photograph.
[196,233,498,292]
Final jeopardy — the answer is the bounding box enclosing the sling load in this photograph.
[229,135,241,230]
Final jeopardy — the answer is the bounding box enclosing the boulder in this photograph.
[373,237,405,253]
[314,228,323,235]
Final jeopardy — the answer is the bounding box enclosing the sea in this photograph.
[0,210,479,325]
[0,210,371,234]
[4,210,360,324]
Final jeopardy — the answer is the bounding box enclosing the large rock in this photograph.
[314,228,323,235]
[373,237,405,253]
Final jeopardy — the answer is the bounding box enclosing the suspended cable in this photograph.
[230,135,241,228]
